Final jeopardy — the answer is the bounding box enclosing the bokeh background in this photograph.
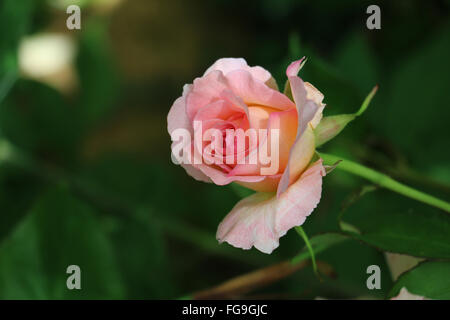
[0,0,449,299]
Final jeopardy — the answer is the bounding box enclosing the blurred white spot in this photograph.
[18,33,77,92]
[19,33,75,78]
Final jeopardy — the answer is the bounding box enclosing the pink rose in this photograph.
[167,57,326,254]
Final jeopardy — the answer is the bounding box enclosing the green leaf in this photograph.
[0,53,17,106]
[292,234,392,298]
[338,185,377,232]
[0,162,42,244]
[76,18,119,127]
[0,186,124,299]
[368,22,450,181]
[315,85,377,147]
[388,261,450,299]
[107,209,175,299]
[0,80,83,158]
[0,0,34,105]
[339,190,450,259]
[334,32,379,95]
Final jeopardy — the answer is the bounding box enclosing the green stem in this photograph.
[295,226,318,277]
[319,152,450,213]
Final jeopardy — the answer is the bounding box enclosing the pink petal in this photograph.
[225,70,295,110]
[275,159,325,235]
[305,82,325,128]
[247,105,272,130]
[196,163,265,185]
[277,76,318,197]
[276,126,316,197]
[289,76,319,136]
[286,57,306,77]
[168,85,211,183]
[186,68,292,125]
[193,98,243,123]
[186,71,232,121]
[217,160,325,254]
[167,84,193,135]
[204,57,273,84]
[228,107,297,179]
[235,175,281,193]
[305,82,324,105]
[180,163,212,183]
[286,58,326,129]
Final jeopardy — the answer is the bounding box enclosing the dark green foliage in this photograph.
[0,0,448,299]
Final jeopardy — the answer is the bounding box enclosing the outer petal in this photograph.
[167,84,193,135]
[286,58,326,129]
[168,84,211,183]
[286,57,306,77]
[181,163,212,183]
[275,159,325,236]
[204,57,274,86]
[277,75,318,197]
[276,126,316,196]
[217,160,325,254]
[289,73,319,138]
[305,82,325,128]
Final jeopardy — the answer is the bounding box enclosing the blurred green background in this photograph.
[0,0,449,299]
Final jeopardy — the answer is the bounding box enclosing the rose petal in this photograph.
[180,163,212,183]
[217,160,325,254]
[275,159,325,235]
[167,84,193,135]
[168,84,212,182]
[286,57,306,77]
[193,98,244,123]
[247,105,272,130]
[276,126,316,197]
[229,107,297,179]
[286,58,326,129]
[277,75,318,197]
[186,71,233,121]
[289,76,319,135]
[204,57,273,84]
[305,82,325,128]
[196,163,265,185]
[225,70,295,110]
[235,175,282,193]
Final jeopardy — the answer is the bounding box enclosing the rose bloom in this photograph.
[168,58,326,254]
